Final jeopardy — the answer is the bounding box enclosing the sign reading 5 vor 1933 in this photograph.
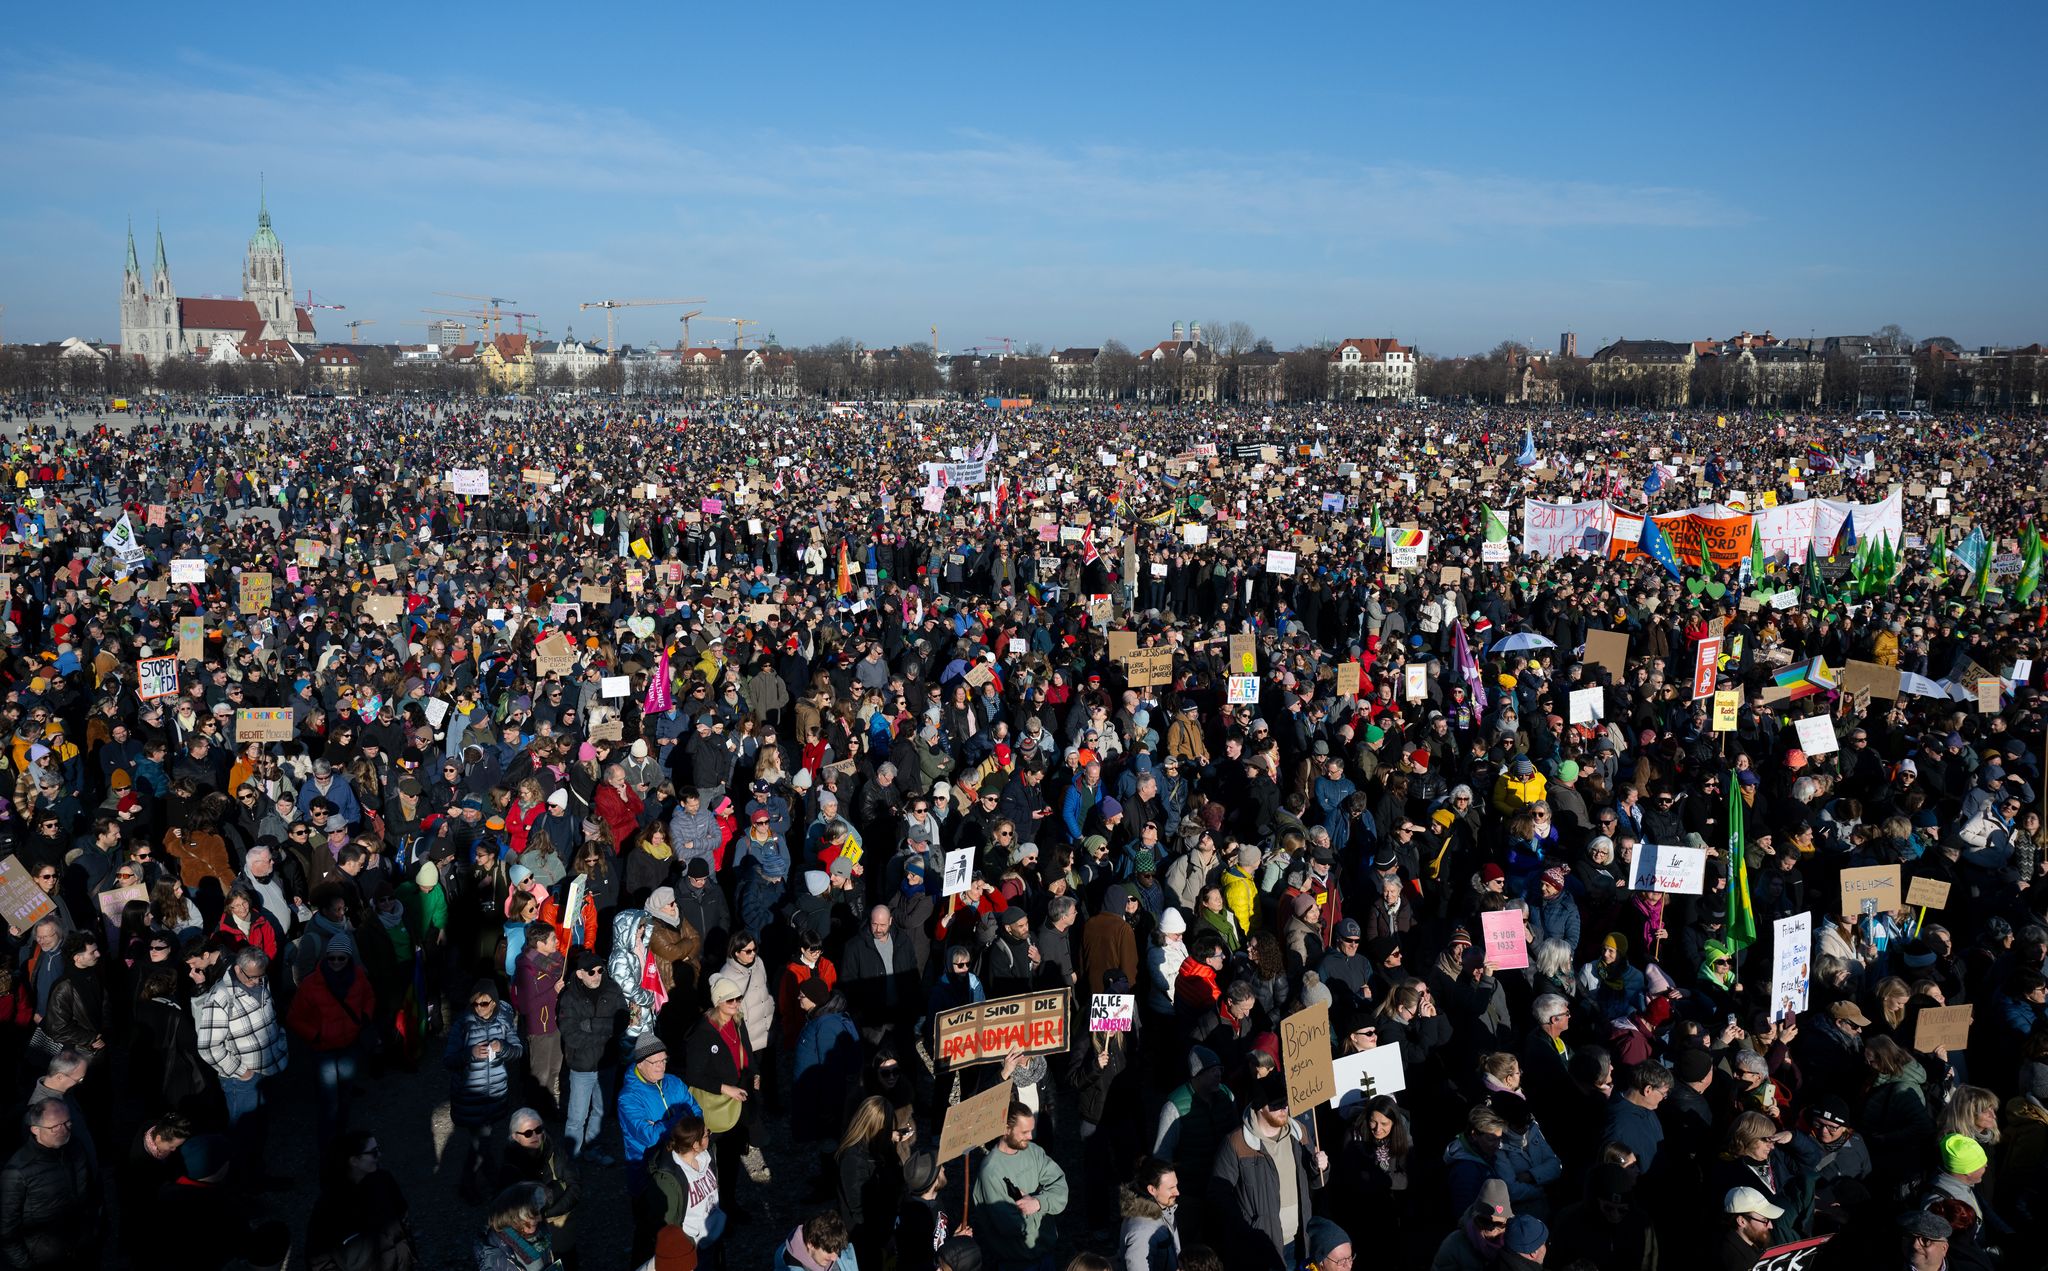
[932,988,1070,1068]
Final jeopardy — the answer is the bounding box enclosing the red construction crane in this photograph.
[296,289,346,312]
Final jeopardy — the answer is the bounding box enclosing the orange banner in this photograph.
[1654,513,1751,568]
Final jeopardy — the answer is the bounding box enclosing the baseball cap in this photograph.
[1828,1001,1871,1027]
[1723,1186,1784,1219]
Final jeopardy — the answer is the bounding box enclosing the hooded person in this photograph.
[1431,1178,1514,1271]
[1117,1158,1182,1271]
[1080,883,1141,994]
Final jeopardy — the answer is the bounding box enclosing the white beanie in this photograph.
[1159,907,1187,935]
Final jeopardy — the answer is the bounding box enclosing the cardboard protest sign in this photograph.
[1840,865,1902,916]
[1107,631,1139,660]
[534,635,576,677]
[937,1079,1014,1163]
[1840,659,1900,701]
[363,595,403,626]
[178,617,205,663]
[588,721,624,742]
[932,989,1071,1068]
[137,655,179,701]
[373,563,398,582]
[0,856,55,935]
[1280,1001,1336,1114]
[1584,629,1629,680]
[1979,679,2003,714]
[1335,662,1361,697]
[1124,647,1174,688]
[579,585,613,606]
[1229,634,1257,674]
[234,708,294,743]
[1914,1004,1973,1053]
[1480,909,1530,970]
[1088,994,1135,1033]
[1905,876,1951,909]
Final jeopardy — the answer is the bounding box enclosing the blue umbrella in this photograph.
[1489,632,1556,654]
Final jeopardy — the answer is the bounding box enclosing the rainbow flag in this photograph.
[1772,656,1835,700]
[1386,528,1426,548]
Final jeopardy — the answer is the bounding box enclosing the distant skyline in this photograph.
[3,4,2044,355]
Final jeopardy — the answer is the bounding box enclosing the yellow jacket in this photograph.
[1492,770,1548,816]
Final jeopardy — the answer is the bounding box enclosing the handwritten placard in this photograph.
[1480,908,1530,969]
[234,708,295,743]
[1840,864,1902,917]
[0,856,55,935]
[1088,994,1135,1033]
[1280,1000,1336,1114]
[1904,876,1951,910]
[1914,1004,1973,1052]
[1629,844,1708,895]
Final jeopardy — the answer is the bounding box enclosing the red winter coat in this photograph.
[594,783,644,852]
[217,910,283,962]
[505,799,545,856]
[286,966,375,1052]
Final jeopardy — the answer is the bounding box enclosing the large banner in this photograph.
[1522,499,1609,558]
[932,988,1070,1068]
[1523,491,1903,565]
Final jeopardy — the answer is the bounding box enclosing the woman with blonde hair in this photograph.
[834,1094,902,1270]
[1707,1110,1799,1243]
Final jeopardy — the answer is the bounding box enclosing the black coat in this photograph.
[0,1137,100,1268]
[558,977,627,1073]
[128,996,210,1114]
[683,1010,754,1095]
[840,930,921,1030]
[43,967,105,1051]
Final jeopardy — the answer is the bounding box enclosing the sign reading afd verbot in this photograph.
[933,989,1071,1068]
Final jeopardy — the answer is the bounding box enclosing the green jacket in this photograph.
[970,1142,1068,1267]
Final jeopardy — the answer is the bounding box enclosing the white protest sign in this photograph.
[1769,912,1812,1023]
[1227,675,1260,705]
[1628,843,1708,894]
[941,848,974,897]
[1329,1045,1406,1113]
[423,698,451,728]
[1793,714,1839,755]
[1088,994,1135,1033]
[600,675,632,699]
[1264,549,1297,576]
[1404,664,1427,702]
[137,655,179,701]
[1569,686,1603,724]
[447,468,491,495]
[170,559,207,583]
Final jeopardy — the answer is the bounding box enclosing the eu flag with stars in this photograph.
[1642,515,1683,580]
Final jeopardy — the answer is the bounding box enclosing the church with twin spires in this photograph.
[120,191,318,366]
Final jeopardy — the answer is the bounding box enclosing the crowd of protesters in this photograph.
[0,389,2034,1271]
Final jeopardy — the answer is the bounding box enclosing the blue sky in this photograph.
[3,3,2044,355]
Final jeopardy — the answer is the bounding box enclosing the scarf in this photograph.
[643,835,673,862]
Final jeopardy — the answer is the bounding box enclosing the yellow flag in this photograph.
[630,538,653,559]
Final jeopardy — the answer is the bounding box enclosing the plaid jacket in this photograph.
[196,975,289,1079]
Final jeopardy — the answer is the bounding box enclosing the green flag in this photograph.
[1930,524,1949,584]
[1484,507,1510,543]
[2020,524,2044,604]
[1726,773,1755,951]
[1369,505,1385,539]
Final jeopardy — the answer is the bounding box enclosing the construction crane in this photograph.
[345,319,377,343]
[983,336,1016,355]
[501,311,538,335]
[677,309,705,351]
[295,289,346,313]
[578,299,706,359]
[435,292,518,340]
[699,317,760,349]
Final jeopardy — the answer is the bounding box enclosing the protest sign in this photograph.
[1905,877,1951,909]
[1329,1045,1406,1113]
[363,595,403,626]
[1480,909,1530,970]
[600,675,632,699]
[1123,647,1174,688]
[1335,662,1361,697]
[941,848,974,897]
[1403,664,1427,701]
[1792,714,1839,755]
[937,1079,1014,1163]
[1769,913,1811,1023]
[1229,634,1257,674]
[234,708,294,743]
[579,585,613,606]
[238,571,272,614]
[1754,1236,1832,1271]
[1712,689,1740,731]
[137,655,179,701]
[1227,675,1260,705]
[1979,679,2003,713]
[1088,995,1135,1033]
[534,635,576,677]
[1692,636,1722,700]
[1265,549,1297,575]
[933,989,1070,1068]
[1840,659,1900,701]
[1280,1001,1336,1113]
[424,699,451,729]
[1914,1004,1973,1053]
[588,721,624,742]
[1584,629,1629,680]
[1629,843,1708,895]
[1107,631,1139,660]
[1568,687,1603,724]
[170,558,206,584]
[1840,865,1902,916]
[178,616,205,662]
[447,468,490,495]
[0,856,55,935]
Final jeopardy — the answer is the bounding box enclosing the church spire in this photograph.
[152,215,169,278]
[125,218,140,277]
[258,171,270,230]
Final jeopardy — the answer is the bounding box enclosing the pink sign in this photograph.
[701,497,724,516]
[1480,909,1530,970]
